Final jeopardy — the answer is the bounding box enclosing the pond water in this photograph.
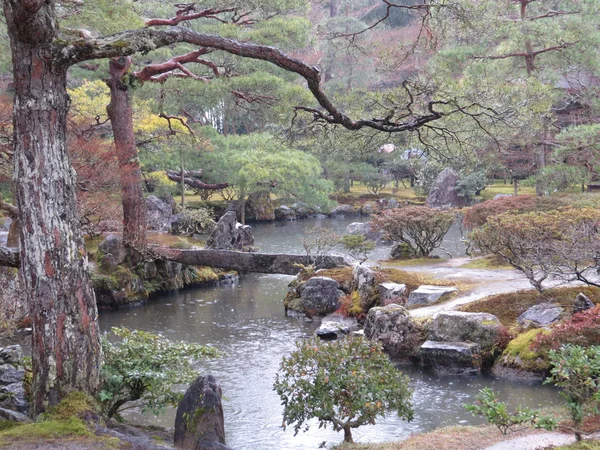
[98,217,558,449]
[250,215,467,259]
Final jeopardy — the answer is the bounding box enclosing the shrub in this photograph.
[340,234,375,264]
[469,209,600,291]
[546,345,600,440]
[300,226,340,265]
[362,172,391,196]
[371,206,455,257]
[99,327,218,419]
[337,291,363,317]
[171,206,215,236]
[465,387,555,435]
[273,336,413,444]
[463,195,566,230]
[533,306,600,353]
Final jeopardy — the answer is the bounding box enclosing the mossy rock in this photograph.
[492,328,550,378]
[47,392,99,422]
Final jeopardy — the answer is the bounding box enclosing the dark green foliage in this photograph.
[99,327,219,419]
[465,387,555,435]
[340,234,375,264]
[274,336,413,443]
[546,345,600,440]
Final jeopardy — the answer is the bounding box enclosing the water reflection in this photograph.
[251,216,467,259]
[99,273,559,450]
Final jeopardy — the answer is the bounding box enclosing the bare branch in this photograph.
[159,113,195,136]
[473,42,577,61]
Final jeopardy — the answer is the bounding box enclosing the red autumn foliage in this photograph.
[371,205,455,257]
[69,134,123,236]
[463,195,567,230]
[532,305,600,352]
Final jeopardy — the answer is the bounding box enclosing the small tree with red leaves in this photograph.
[371,206,455,257]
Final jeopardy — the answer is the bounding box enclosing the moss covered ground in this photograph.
[459,286,600,326]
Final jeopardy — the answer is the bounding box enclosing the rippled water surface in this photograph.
[99,218,559,449]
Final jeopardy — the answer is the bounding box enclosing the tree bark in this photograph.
[343,425,353,443]
[166,171,228,191]
[3,0,101,415]
[107,57,147,265]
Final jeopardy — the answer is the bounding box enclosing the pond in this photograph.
[250,215,468,259]
[98,217,558,449]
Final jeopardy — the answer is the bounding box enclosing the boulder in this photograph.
[98,235,127,272]
[352,264,378,310]
[274,205,296,220]
[493,194,513,200]
[378,282,407,303]
[0,346,27,414]
[380,198,399,210]
[574,293,595,314]
[0,346,22,366]
[330,204,356,216]
[407,285,458,306]
[299,277,344,316]
[206,212,255,251]
[315,313,358,339]
[174,375,233,450]
[0,407,30,423]
[245,191,275,221]
[291,203,310,219]
[426,168,467,209]
[360,203,376,215]
[0,383,27,413]
[427,311,501,352]
[420,340,481,375]
[345,222,383,242]
[517,302,563,328]
[146,195,174,232]
[363,305,423,359]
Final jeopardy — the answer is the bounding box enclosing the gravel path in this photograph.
[481,432,575,450]
[378,257,577,318]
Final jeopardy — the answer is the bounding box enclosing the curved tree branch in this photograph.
[60,27,453,133]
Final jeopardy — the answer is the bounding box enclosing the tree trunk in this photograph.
[513,178,518,196]
[343,425,353,443]
[180,149,185,207]
[107,57,147,266]
[240,197,246,225]
[4,0,101,415]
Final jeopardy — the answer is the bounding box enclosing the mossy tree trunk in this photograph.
[4,0,101,415]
